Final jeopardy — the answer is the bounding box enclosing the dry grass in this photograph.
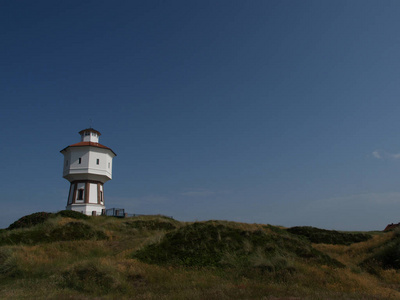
[314,232,394,266]
[0,215,399,299]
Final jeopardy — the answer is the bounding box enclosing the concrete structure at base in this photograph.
[60,128,116,216]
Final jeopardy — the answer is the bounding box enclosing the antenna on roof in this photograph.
[89,118,93,129]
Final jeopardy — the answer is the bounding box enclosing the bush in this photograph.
[7,210,90,231]
[287,226,372,245]
[61,261,118,293]
[0,222,107,246]
[0,248,19,277]
[375,240,400,269]
[124,220,177,231]
[50,222,108,241]
[7,212,54,230]
[361,235,400,272]
[132,221,343,270]
[56,210,89,220]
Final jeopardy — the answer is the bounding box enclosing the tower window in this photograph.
[77,189,84,200]
[108,162,110,168]
[96,159,99,165]
[78,158,81,164]
[85,132,90,136]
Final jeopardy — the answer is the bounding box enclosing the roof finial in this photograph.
[89,118,93,129]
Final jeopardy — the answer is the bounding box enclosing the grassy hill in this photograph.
[0,212,399,299]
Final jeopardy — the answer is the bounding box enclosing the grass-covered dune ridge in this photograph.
[7,210,89,230]
[361,227,400,272]
[287,226,372,245]
[0,213,399,299]
[132,221,344,270]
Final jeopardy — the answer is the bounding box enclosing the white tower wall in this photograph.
[63,148,113,182]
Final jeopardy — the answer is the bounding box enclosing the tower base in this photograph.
[66,204,105,216]
[66,180,105,216]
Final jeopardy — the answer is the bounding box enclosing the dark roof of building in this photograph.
[384,223,400,232]
[79,128,101,136]
[60,142,116,156]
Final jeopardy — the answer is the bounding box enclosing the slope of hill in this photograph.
[0,212,399,299]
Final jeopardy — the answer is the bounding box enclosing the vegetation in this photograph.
[7,210,88,231]
[287,226,372,245]
[56,210,90,220]
[7,212,54,230]
[124,217,179,231]
[132,221,343,269]
[0,220,107,246]
[361,228,400,273]
[0,213,399,299]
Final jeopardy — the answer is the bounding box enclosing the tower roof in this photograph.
[60,142,116,156]
[79,128,101,136]
[60,128,116,156]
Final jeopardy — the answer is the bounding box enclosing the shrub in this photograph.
[124,220,177,231]
[56,210,89,220]
[361,234,400,272]
[7,212,54,230]
[7,210,90,231]
[0,222,107,246]
[61,261,118,293]
[375,240,400,269]
[287,226,372,245]
[50,222,108,241]
[132,221,343,270]
[0,248,19,277]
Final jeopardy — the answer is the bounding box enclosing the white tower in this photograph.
[60,128,116,216]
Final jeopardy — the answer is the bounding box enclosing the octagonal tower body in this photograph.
[60,128,116,216]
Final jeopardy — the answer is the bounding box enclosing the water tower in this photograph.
[60,128,116,215]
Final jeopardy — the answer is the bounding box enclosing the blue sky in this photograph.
[2,0,400,230]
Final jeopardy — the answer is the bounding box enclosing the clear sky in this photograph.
[2,0,400,230]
